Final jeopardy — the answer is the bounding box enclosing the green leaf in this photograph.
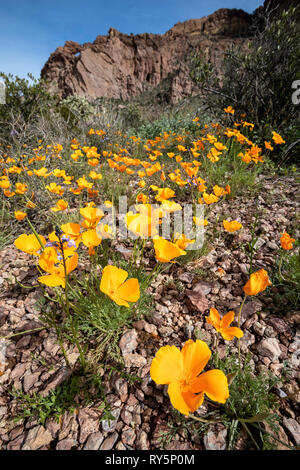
[227,371,238,386]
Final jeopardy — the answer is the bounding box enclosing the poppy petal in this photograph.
[167,381,190,416]
[109,295,130,308]
[38,274,65,288]
[100,265,128,294]
[116,278,140,303]
[222,327,244,341]
[182,390,205,413]
[191,369,229,403]
[150,345,183,385]
[206,308,220,328]
[220,311,234,329]
[65,252,78,274]
[181,339,211,380]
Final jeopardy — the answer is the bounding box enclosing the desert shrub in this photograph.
[190,6,300,163]
[119,102,143,129]
[58,94,97,126]
[0,72,54,145]
[130,113,203,139]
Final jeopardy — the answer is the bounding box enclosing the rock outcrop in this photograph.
[41,0,298,103]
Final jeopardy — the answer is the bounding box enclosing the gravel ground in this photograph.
[0,174,299,451]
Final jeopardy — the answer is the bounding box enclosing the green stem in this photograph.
[278,251,285,282]
[48,311,71,368]
[58,235,85,369]
[188,413,220,424]
[213,333,220,368]
[144,262,163,287]
[0,327,46,340]
[248,422,298,450]
[241,422,260,450]
[26,218,45,250]
[237,294,247,371]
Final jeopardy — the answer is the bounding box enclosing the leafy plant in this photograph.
[190,6,300,163]
[0,72,54,145]
[272,243,300,308]
[212,351,285,450]
[10,373,106,425]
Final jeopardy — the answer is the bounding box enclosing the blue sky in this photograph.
[0,0,263,79]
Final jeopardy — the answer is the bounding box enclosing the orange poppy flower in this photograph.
[272,131,285,145]
[125,211,159,238]
[60,223,82,245]
[46,182,64,196]
[193,217,208,226]
[243,269,272,296]
[100,265,140,307]
[213,185,226,197]
[155,187,175,202]
[280,232,295,250]
[224,106,235,115]
[223,220,243,232]
[150,339,229,415]
[89,171,103,180]
[153,237,186,263]
[265,141,274,151]
[203,192,219,205]
[15,182,28,195]
[14,233,46,255]
[14,211,27,221]
[0,179,10,189]
[160,200,182,213]
[80,207,104,229]
[3,190,16,197]
[206,308,243,341]
[38,247,78,288]
[26,200,36,209]
[82,229,102,248]
[50,199,69,212]
[174,233,195,250]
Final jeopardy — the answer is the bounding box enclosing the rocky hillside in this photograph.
[41,0,298,103]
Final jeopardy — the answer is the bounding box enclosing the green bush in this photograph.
[58,94,97,126]
[0,72,54,144]
[130,113,201,139]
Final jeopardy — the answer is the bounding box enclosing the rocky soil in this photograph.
[41,0,298,104]
[0,174,299,451]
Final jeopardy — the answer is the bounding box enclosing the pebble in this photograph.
[22,426,52,450]
[257,338,282,362]
[99,432,118,450]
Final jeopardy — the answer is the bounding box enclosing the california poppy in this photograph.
[50,199,69,212]
[243,269,271,296]
[14,211,27,221]
[15,233,46,255]
[223,220,243,232]
[153,237,186,263]
[280,232,295,251]
[206,308,243,341]
[38,247,78,288]
[82,229,102,255]
[150,339,229,415]
[100,265,140,307]
[272,131,285,145]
